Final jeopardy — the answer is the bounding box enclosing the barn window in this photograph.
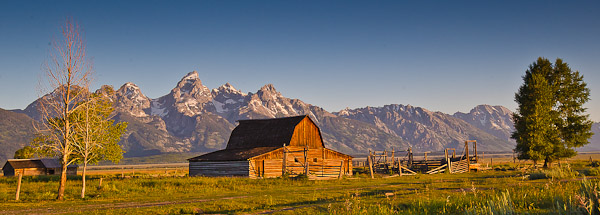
[294,158,299,163]
[313,158,318,162]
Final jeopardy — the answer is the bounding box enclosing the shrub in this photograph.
[584,168,600,176]
[529,165,579,180]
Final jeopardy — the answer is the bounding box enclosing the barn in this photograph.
[188,115,353,179]
[2,159,78,176]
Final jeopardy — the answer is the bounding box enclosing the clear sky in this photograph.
[1,1,599,121]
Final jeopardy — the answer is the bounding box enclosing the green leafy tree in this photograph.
[512,57,593,168]
[552,59,594,158]
[72,88,127,198]
[13,146,35,159]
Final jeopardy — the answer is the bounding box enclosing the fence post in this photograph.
[98,178,103,189]
[465,141,470,172]
[282,144,287,176]
[305,162,309,176]
[338,160,344,179]
[15,172,22,201]
[446,149,451,174]
[304,147,308,175]
[368,150,374,179]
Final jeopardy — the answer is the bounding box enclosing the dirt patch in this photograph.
[254,204,324,214]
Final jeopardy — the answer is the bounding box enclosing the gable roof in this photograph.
[2,159,78,170]
[225,115,309,149]
[3,159,45,170]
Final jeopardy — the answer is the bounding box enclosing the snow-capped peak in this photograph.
[114,82,150,117]
[221,82,237,91]
[182,71,200,81]
[173,71,209,96]
[260,84,277,92]
[124,82,139,88]
[119,82,144,98]
[213,82,246,96]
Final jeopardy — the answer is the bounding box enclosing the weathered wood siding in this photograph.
[3,168,77,176]
[5,168,45,176]
[66,167,77,176]
[189,161,250,177]
[249,146,352,179]
[289,117,324,149]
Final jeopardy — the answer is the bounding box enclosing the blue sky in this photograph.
[1,1,599,121]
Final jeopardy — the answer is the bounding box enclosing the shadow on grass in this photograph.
[204,196,344,214]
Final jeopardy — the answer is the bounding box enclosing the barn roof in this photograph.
[225,115,310,149]
[189,115,325,162]
[188,147,280,162]
[3,159,45,170]
[2,158,77,170]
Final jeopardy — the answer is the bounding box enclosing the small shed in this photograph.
[2,159,78,176]
[188,115,353,179]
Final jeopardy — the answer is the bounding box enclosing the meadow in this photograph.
[1,159,600,214]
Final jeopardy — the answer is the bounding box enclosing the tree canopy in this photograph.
[13,146,35,159]
[71,88,127,166]
[512,57,593,167]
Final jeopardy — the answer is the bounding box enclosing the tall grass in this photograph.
[1,168,598,214]
[529,165,579,180]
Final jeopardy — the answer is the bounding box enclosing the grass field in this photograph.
[2,158,600,214]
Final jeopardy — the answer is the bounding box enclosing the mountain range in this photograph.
[2,71,598,164]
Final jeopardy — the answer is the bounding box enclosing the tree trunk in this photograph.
[543,158,549,169]
[81,161,87,199]
[57,155,68,200]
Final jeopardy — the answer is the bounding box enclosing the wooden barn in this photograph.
[2,159,78,176]
[188,115,353,179]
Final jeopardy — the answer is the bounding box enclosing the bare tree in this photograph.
[34,18,92,200]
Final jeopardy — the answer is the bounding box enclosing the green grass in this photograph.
[1,163,599,214]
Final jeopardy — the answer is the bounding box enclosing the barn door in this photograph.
[255,160,264,177]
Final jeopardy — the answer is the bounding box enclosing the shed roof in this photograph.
[188,147,280,162]
[2,159,78,170]
[3,159,45,170]
[225,115,308,149]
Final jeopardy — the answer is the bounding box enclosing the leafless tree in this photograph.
[35,18,92,200]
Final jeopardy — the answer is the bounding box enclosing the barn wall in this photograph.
[44,168,77,176]
[250,146,353,179]
[249,159,284,179]
[289,117,324,149]
[21,168,46,176]
[67,167,77,176]
[2,165,15,176]
[189,161,250,177]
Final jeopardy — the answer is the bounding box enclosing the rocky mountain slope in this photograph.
[336,104,514,152]
[9,70,599,159]
[0,108,37,164]
[62,71,408,156]
[453,105,515,143]
[579,123,600,151]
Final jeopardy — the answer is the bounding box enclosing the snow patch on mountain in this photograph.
[150,100,168,117]
[212,100,226,113]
